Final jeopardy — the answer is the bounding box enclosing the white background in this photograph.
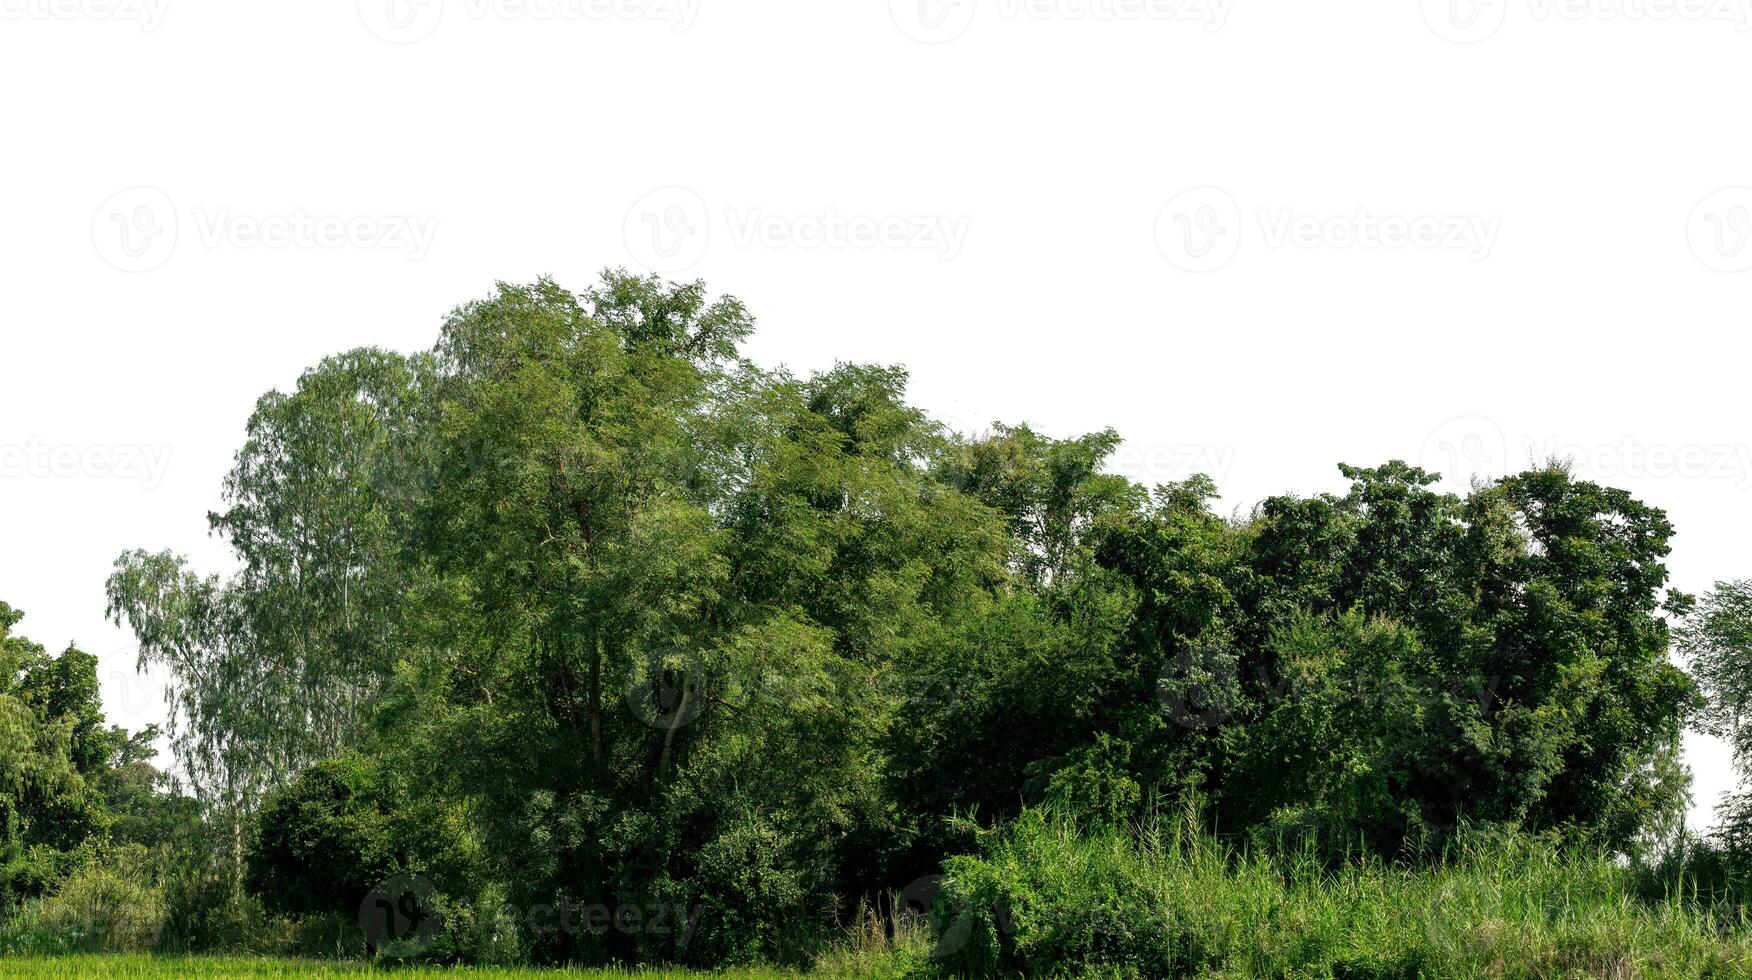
[1,0,1746,831]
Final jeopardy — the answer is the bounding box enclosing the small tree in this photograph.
[1676,581,1752,848]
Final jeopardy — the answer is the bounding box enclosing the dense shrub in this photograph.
[245,755,399,922]
[155,860,284,955]
[931,810,1752,978]
[0,849,162,954]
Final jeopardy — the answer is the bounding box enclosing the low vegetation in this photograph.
[933,811,1752,978]
[0,956,827,978]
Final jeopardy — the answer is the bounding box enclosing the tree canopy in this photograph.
[94,272,1704,966]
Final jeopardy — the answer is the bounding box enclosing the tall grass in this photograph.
[0,956,814,978]
[930,809,1752,978]
[13,818,1752,976]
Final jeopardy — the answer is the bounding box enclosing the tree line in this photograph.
[9,271,1752,967]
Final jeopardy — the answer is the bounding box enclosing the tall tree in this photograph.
[107,349,426,866]
[1,601,160,907]
[1676,580,1752,846]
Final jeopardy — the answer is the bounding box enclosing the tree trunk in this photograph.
[589,635,603,760]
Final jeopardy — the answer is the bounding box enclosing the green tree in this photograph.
[1676,580,1752,847]
[100,273,1708,968]
[245,755,398,921]
[107,349,427,868]
[1,601,168,910]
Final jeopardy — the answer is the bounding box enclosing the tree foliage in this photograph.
[95,273,1705,966]
[1,602,185,917]
[1676,580,1752,847]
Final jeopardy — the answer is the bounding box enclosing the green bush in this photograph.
[429,881,527,965]
[156,860,290,954]
[245,755,398,922]
[678,808,819,966]
[929,810,1752,978]
[1,850,162,954]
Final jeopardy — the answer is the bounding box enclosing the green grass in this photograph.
[13,823,1752,977]
[933,812,1752,977]
[0,955,824,978]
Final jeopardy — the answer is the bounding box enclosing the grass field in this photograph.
[0,956,839,979]
[11,824,1752,977]
[923,814,1752,978]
